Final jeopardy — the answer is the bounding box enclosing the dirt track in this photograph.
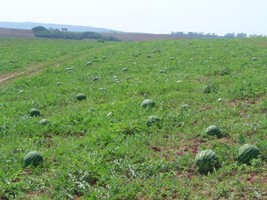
[0,72,24,83]
[0,65,45,86]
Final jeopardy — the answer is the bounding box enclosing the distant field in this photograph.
[0,27,183,41]
[101,32,182,41]
[0,38,108,75]
[0,28,34,38]
[0,38,266,199]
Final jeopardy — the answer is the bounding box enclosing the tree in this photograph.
[236,33,247,38]
[31,26,120,41]
[32,26,48,33]
[224,33,235,38]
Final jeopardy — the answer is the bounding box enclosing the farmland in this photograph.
[0,38,266,199]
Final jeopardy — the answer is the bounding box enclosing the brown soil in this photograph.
[0,28,34,38]
[150,136,208,161]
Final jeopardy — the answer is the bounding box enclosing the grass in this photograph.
[0,38,266,199]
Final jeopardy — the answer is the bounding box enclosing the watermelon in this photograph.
[204,125,221,136]
[30,108,41,117]
[147,115,160,126]
[39,119,49,125]
[24,151,43,167]
[76,93,86,101]
[141,99,155,108]
[218,98,224,102]
[237,144,260,164]
[195,149,220,174]
[181,104,190,110]
[203,85,212,93]
[65,67,72,72]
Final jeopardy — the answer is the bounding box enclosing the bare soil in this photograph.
[0,28,34,38]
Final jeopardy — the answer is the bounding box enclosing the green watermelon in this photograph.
[203,85,212,94]
[195,149,220,174]
[141,99,155,108]
[204,125,221,136]
[86,61,92,66]
[24,151,43,167]
[147,115,160,127]
[76,93,86,101]
[39,119,50,125]
[237,144,260,164]
[30,108,41,117]
[180,104,190,110]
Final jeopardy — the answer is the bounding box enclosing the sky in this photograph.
[1,0,267,35]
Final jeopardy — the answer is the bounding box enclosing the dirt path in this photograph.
[0,53,76,86]
[0,64,50,85]
[0,72,24,84]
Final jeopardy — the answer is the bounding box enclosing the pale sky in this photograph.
[1,0,267,35]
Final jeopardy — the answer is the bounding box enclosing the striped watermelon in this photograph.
[30,108,41,117]
[204,125,221,136]
[141,99,155,108]
[147,115,160,127]
[237,144,260,164]
[76,93,86,101]
[195,149,220,174]
[39,119,49,125]
[24,151,43,167]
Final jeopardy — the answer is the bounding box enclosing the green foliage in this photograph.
[32,26,120,41]
[0,38,266,199]
[0,38,105,74]
[202,82,219,93]
[32,26,48,33]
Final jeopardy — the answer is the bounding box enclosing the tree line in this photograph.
[32,26,120,41]
[171,31,266,39]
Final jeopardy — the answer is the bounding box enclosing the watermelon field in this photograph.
[0,37,266,199]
